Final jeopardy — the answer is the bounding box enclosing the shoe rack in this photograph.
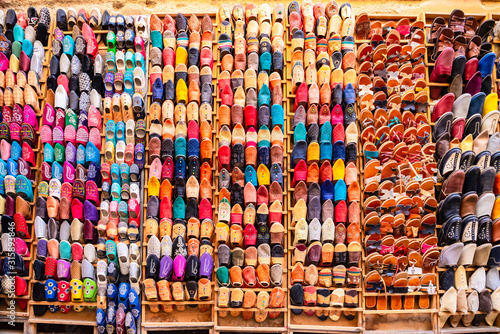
[424,12,489,108]
[0,14,55,328]
[212,12,289,334]
[140,12,217,334]
[355,13,440,334]
[422,11,500,334]
[284,13,364,334]
[26,21,115,333]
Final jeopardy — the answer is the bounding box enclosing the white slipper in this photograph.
[129,243,140,263]
[96,260,108,285]
[161,236,173,257]
[82,259,95,279]
[54,84,69,109]
[84,243,97,263]
[129,262,141,284]
[34,216,47,239]
[147,235,161,258]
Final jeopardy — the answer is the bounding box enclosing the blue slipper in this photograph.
[118,282,130,310]
[15,175,33,201]
[106,120,116,144]
[77,144,86,166]
[116,121,125,142]
[244,165,258,186]
[271,104,284,128]
[6,158,18,176]
[134,144,145,170]
[43,143,54,163]
[96,308,106,334]
[85,142,101,167]
[175,157,186,179]
[478,52,496,78]
[128,288,141,321]
[10,141,22,161]
[120,163,130,181]
[111,163,120,181]
[63,35,75,56]
[0,160,7,177]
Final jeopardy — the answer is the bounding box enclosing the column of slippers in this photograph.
[0,6,51,317]
[354,11,440,328]
[98,10,149,334]
[287,0,362,326]
[214,3,288,326]
[424,10,500,330]
[141,12,216,320]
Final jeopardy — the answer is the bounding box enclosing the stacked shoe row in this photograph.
[31,11,143,334]
[288,0,361,323]
[430,10,500,329]
[214,4,287,323]
[96,10,148,334]
[355,13,440,313]
[142,12,216,312]
[436,116,500,327]
[0,3,498,333]
[0,7,50,311]
[32,7,104,317]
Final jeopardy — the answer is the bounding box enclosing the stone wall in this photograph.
[1,0,500,18]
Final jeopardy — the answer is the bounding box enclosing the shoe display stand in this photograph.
[423,11,500,334]
[0,5,496,334]
[140,13,217,334]
[0,16,54,328]
[27,22,113,334]
[424,12,490,107]
[356,13,440,334]
[212,11,289,334]
[284,18,364,333]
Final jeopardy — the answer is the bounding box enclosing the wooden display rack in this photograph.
[284,12,363,333]
[423,11,500,334]
[0,14,55,326]
[27,17,125,334]
[212,11,289,334]
[422,12,490,108]
[354,12,439,334]
[140,13,217,334]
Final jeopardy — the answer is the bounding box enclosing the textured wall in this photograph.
[1,0,500,17]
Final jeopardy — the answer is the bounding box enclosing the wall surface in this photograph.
[1,0,500,18]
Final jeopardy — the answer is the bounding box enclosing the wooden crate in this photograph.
[422,12,489,109]
[285,10,363,333]
[423,11,500,334]
[212,8,288,332]
[140,12,217,333]
[27,13,127,332]
[354,12,439,334]
[0,12,55,321]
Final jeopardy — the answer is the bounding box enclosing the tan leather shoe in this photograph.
[440,287,457,313]
[455,265,468,290]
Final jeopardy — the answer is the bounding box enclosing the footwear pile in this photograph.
[142,12,215,312]
[0,2,498,332]
[429,11,495,101]
[355,13,440,312]
[215,3,286,323]
[429,11,500,329]
[100,9,148,334]
[0,6,49,311]
[288,0,361,322]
